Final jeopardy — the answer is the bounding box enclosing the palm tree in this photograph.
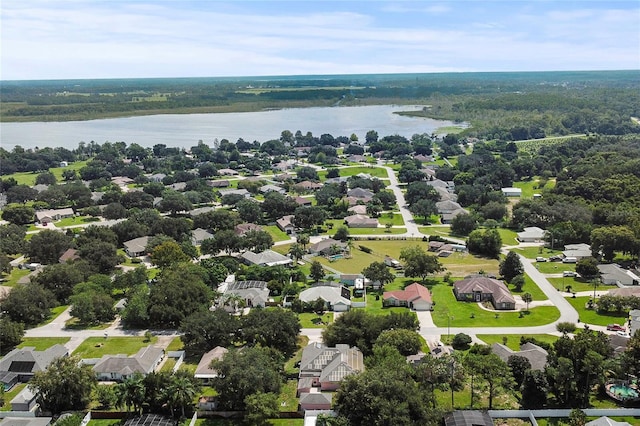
[522,292,533,312]
[297,233,310,250]
[120,374,146,414]
[167,374,198,418]
[289,243,305,262]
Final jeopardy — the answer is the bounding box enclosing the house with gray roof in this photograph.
[347,188,374,199]
[309,238,347,256]
[0,345,68,391]
[259,184,286,195]
[219,278,269,309]
[218,188,250,199]
[235,222,263,236]
[441,208,469,224]
[276,215,296,234]
[517,226,546,243]
[598,264,640,286]
[299,286,351,312]
[10,387,38,412]
[586,417,632,426]
[436,200,463,214]
[194,346,228,383]
[241,249,293,267]
[299,389,332,411]
[563,243,592,260]
[453,276,516,310]
[123,236,150,257]
[92,346,164,381]
[491,342,548,370]
[192,228,214,246]
[298,343,364,395]
[344,214,378,228]
[35,208,75,224]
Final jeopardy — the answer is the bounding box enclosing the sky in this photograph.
[1,1,639,80]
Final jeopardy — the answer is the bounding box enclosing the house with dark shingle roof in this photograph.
[92,346,164,381]
[0,345,68,390]
[491,342,548,370]
[123,236,150,257]
[453,276,516,310]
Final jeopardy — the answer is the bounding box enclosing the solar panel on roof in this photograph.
[227,280,267,290]
[9,361,36,373]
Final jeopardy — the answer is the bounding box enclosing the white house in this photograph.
[517,227,546,243]
[501,187,522,197]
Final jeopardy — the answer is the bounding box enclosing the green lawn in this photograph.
[1,384,27,411]
[431,284,560,327]
[496,228,519,246]
[513,177,556,198]
[278,380,299,412]
[53,215,100,228]
[1,160,88,186]
[512,246,562,259]
[536,261,575,274]
[73,336,159,358]
[476,334,558,350]
[510,273,547,301]
[160,357,177,372]
[318,165,389,180]
[566,296,628,326]
[548,277,603,293]
[264,225,293,242]
[378,213,405,226]
[166,336,185,351]
[348,227,407,235]
[2,268,31,287]
[17,337,70,350]
[418,225,455,238]
[297,312,333,328]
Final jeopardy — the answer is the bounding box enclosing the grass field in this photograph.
[512,274,548,301]
[17,337,70,350]
[513,177,556,198]
[73,336,159,358]
[548,277,602,293]
[2,160,88,186]
[497,228,519,246]
[264,225,293,242]
[166,336,184,351]
[52,215,100,228]
[431,284,560,327]
[512,246,562,259]
[297,312,333,328]
[566,296,628,326]
[2,268,31,287]
[475,334,558,350]
[318,165,390,180]
[535,261,575,274]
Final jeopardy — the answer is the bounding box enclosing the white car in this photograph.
[563,271,577,277]
[536,257,547,262]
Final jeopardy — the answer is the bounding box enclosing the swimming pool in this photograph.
[607,383,639,400]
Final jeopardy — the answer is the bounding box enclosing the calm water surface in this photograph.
[0,105,460,150]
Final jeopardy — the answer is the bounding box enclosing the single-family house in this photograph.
[347,204,367,215]
[194,346,228,384]
[340,274,363,286]
[260,184,286,195]
[344,196,369,206]
[501,187,522,197]
[10,387,38,412]
[58,248,79,263]
[347,155,366,163]
[347,188,374,199]
[35,208,75,224]
[453,276,516,310]
[218,188,250,199]
[309,239,347,256]
[299,286,351,312]
[112,176,134,187]
[189,206,216,217]
[444,411,494,426]
[441,208,469,224]
[276,215,296,234]
[299,389,333,411]
[598,264,640,286]
[123,236,150,257]
[170,182,187,191]
[383,283,433,311]
[208,179,230,188]
[234,222,263,236]
[586,417,632,426]
[298,343,364,395]
[563,243,592,260]
[295,181,323,192]
[434,186,457,202]
[217,168,239,176]
[220,278,269,308]
[294,196,313,206]
[241,250,293,267]
[491,343,548,370]
[344,214,378,228]
[0,345,68,391]
[517,227,546,243]
[148,173,166,183]
[192,228,214,246]
[92,346,164,381]
[435,200,463,214]
[608,287,640,298]
[426,179,451,190]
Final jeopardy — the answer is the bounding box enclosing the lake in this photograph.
[0,105,461,150]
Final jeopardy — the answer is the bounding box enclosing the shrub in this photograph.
[451,333,472,350]
[359,245,372,253]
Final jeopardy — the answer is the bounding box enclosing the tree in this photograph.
[2,284,56,326]
[405,181,440,206]
[120,284,150,327]
[296,166,319,181]
[103,202,128,219]
[158,192,192,215]
[150,240,189,268]
[166,373,198,418]
[244,392,279,425]
[590,225,638,262]
[499,251,524,283]
[179,310,239,355]
[507,355,531,386]
[451,333,472,350]
[361,261,395,290]
[374,329,422,356]
[568,408,587,426]
[399,245,444,283]
[70,291,115,324]
[79,241,121,274]
[520,369,548,409]
[333,225,350,242]
[32,263,84,303]
[0,318,25,351]
[467,229,502,258]
[241,308,301,357]
[293,206,327,231]
[409,199,437,220]
[242,229,274,252]
[1,204,35,225]
[576,257,600,280]
[522,292,533,312]
[451,213,478,235]
[0,224,27,254]
[288,243,305,263]
[236,198,263,223]
[310,260,325,283]
[27,229,72,264]
[211,347,283,411]
[119,373,146,414]
[30,355,96,414]
[556,321,577,335]
[472,353,514,409]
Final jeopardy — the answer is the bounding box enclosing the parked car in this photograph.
[607,324,626,332]
[536,257,547,262]
[563,256,578,263]
[563,271,577,277]
[549,255,563,262]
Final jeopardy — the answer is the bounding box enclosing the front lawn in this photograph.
[378,213,405,226]
[566,296,628,326]
[73,336,159,358]
[548,277,602,293]
[318,165,389,180]
[17,337,70,351]
[297,312,333,328]
[278,380,299,412]
[496,228,519,246]
[536,261,575,274]
[431,284,560,327]
[2,268,31,287]
[264,225,292,242]
[475,334,558,350]
[512,246,562,260]
[510,273,547,301]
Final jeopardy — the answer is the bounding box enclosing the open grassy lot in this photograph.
[512,246,562,259]
[419,225,456,238]
[318,165,389,180]
[434,381,518,411]
[17,337,70,350]
[536,261,575,274]
[548,277,603,293]
[73,336,159,358]
[513,177,556,198]
[431,284,560,327]
[475,334,558,350]
[2,160,88,186]
[511,274,547,301]
[297,312,333,328]
[497,228,519,246]
[264,225,293,242]
[566,296,628,326]
[378,213,405,226]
